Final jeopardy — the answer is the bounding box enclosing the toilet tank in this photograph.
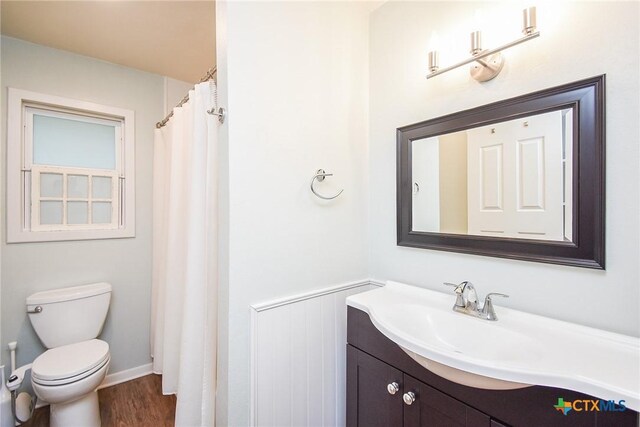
[26,282,112,349]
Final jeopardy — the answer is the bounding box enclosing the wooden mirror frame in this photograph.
[397,75,605,269]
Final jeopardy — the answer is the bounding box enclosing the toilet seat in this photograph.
[32,339,110,386]
[33,356,110,387]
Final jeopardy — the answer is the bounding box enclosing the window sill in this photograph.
[7,227,135,244]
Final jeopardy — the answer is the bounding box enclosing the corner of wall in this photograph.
[213,1,230,426]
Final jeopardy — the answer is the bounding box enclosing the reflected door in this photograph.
[467,111,565,240]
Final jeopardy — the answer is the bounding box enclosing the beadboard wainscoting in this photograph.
[250,280,382,427]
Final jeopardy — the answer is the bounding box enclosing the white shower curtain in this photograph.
[151,81,218,426]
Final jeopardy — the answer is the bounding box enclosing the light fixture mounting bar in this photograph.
[426,31,540,79]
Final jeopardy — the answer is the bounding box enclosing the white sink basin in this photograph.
[346,281,640,411]
[398,304,541,362]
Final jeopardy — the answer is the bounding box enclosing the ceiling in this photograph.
[0,1,216,83]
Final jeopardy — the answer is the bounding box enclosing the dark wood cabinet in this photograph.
[347,345,403,427]
[348,344,491,427]
[347,306,638,427]
[403,374,490,427]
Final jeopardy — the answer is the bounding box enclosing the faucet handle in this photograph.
[485,292,509,301]
[443,282,465,307]
[443,282,462,293]
[481,293,509,321]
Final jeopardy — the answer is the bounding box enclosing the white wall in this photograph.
[217,2,371,425]
[369,1,640,336]
[0,36,162,375]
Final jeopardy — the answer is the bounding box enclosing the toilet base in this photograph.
[50,391,101,427]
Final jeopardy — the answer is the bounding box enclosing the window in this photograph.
[7,88,135,242]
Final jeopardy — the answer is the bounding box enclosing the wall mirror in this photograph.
[397,75,605,269]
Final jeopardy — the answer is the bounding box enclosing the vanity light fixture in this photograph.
[427,6,540,82]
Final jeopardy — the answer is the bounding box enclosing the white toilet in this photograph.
[26,282,112,427]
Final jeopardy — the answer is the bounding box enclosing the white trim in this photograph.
[249,307,259,426]
[8,227,136,244]
[249,279,383,313]
[6,87,136,243]
[98,363,153,389]
[25,105,123,128]
[7,88,24,243]
[11,88,134,120]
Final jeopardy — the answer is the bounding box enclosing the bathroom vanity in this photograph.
[346,283,639,427]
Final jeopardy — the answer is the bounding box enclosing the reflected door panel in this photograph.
[468,140,506,237]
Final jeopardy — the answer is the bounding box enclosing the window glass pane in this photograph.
[40,173,63,197]
[92,202,112,224]
[40,201,63,224]
[92,176,112,199]
[68,175,88,198]
[68,201,88,224]
[33,113,117,169]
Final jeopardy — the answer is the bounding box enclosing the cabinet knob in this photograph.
[403,391,416,405]
[386,382,399,395]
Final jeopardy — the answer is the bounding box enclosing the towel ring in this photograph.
[310,169,344,200]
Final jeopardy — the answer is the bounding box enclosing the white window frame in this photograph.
[7,88,135,242]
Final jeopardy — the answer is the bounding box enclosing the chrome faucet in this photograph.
[444,281,508,321]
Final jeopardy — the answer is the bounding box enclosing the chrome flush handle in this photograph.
[27,306,42,314]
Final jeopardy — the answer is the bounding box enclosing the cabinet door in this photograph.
[347,345,404,427]
[403,374,490,427]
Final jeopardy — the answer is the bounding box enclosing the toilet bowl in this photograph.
[32,340,110,426]
[26,283,112,427]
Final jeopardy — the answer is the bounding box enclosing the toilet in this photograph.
[26,282,112,427]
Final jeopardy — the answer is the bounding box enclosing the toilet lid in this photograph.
[32,339,110,382]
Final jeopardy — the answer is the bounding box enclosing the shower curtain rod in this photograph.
[155,67,217,129]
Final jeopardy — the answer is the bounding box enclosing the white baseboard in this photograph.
[99,363,153,389]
